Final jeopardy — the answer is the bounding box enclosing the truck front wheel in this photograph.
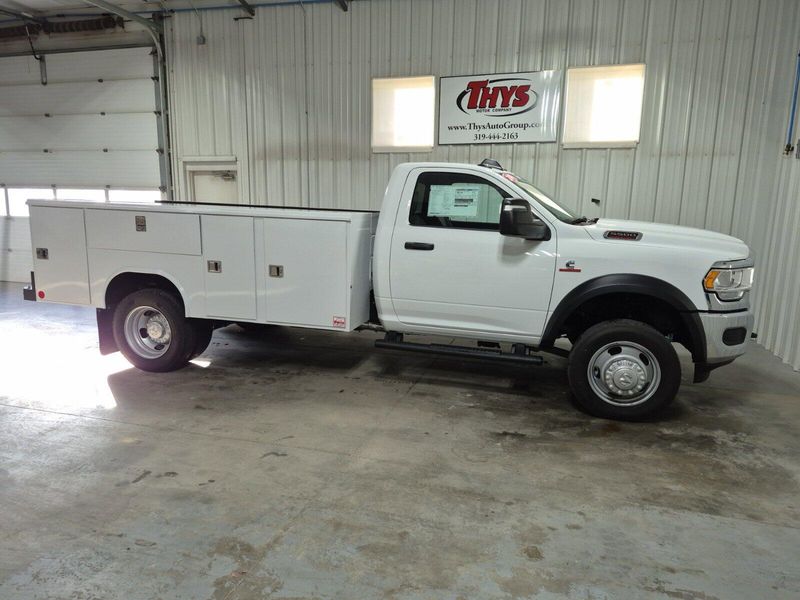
[567,319,681,420]
[112,288,194,372]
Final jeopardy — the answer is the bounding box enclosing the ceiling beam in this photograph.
[333,0,348,11]
[81,0,162,33]
[236,0,255,17]
[0,7,47,26]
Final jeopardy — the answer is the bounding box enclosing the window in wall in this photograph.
[1,187,161,217]
[7,188,54,217]
[108,189,162,203]
[409,172,510,230]
[372,76,435,152]
[562,64,646,147]
[56,188,106,202]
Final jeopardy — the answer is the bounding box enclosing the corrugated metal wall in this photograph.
[757,156,800,370]
[166,0,800,368]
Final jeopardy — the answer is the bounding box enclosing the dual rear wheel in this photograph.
[112,289,212,372]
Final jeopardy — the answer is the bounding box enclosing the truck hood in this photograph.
[585,218,750,260]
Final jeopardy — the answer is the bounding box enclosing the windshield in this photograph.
[505,173,579,223]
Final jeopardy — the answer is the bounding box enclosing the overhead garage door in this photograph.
[0,46,161,282]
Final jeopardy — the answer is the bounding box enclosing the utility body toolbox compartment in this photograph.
[26,199,378,331]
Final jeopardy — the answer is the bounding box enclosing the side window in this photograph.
[409,172,509,230]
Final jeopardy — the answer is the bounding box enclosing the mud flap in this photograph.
[23,272,36,301]
[693,359,734,383]
[97,308,118,355]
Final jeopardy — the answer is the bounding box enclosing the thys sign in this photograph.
[438,71,562,145]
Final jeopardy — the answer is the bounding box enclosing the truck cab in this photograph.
[24,159,755,421]
[373,160,754,418]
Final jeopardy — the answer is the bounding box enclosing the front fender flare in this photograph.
[540,274,706,363]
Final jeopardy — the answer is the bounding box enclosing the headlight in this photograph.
[703,266,754,300]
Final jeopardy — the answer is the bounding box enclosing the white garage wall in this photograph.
[166,0,800,366]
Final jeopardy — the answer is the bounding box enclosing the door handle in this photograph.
[404,242,434,251]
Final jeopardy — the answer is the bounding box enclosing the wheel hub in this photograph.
[124,306,173,359]
[587,341,662,406]
[604,359,646,395]
[145,317,169,343]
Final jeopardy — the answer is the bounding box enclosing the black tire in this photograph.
[188,319,214,359]
[112,288,193,372]
[567,319,681,421]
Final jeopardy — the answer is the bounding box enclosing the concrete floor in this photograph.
[0,282,799,600]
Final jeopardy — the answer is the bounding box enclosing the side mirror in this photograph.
[499,198,551,241]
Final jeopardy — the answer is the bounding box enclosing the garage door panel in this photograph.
[0,56,43,85]
[47,47,156,81]
[1,48,155,86]
[0,80,155,117]
[0,114,157,151]
[0,47,159,282]
[0,151,161,187]
[0,48,159,189]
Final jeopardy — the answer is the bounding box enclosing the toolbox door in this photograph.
[263,218,349,329]
[29,205,91,305]
[201,215,257,320]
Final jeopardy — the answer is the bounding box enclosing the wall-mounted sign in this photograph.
[438,70,562,145]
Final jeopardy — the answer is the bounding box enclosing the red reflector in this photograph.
[37,290,45,299]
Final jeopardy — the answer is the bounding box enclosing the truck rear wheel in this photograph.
[567,319,681,421]
[112,289,193,372]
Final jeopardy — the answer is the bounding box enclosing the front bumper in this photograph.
[693,309,754,382]
[699,310,755,363]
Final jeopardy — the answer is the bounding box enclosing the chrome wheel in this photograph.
[587,341,661,406]
[124,305,172,359]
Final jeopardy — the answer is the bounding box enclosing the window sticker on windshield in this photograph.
[428,184,481,218]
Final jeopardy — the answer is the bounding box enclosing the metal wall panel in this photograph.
[758,156,800,370]
[166,0,800,368]
[167,11,250,202]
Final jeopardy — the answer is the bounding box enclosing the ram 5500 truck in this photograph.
[23,160,755,420]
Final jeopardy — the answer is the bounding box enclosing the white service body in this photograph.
[28,201,377,332]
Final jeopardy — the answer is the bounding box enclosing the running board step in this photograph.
[375,337,544,366]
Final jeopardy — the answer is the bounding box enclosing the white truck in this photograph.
[23,159,755,420]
